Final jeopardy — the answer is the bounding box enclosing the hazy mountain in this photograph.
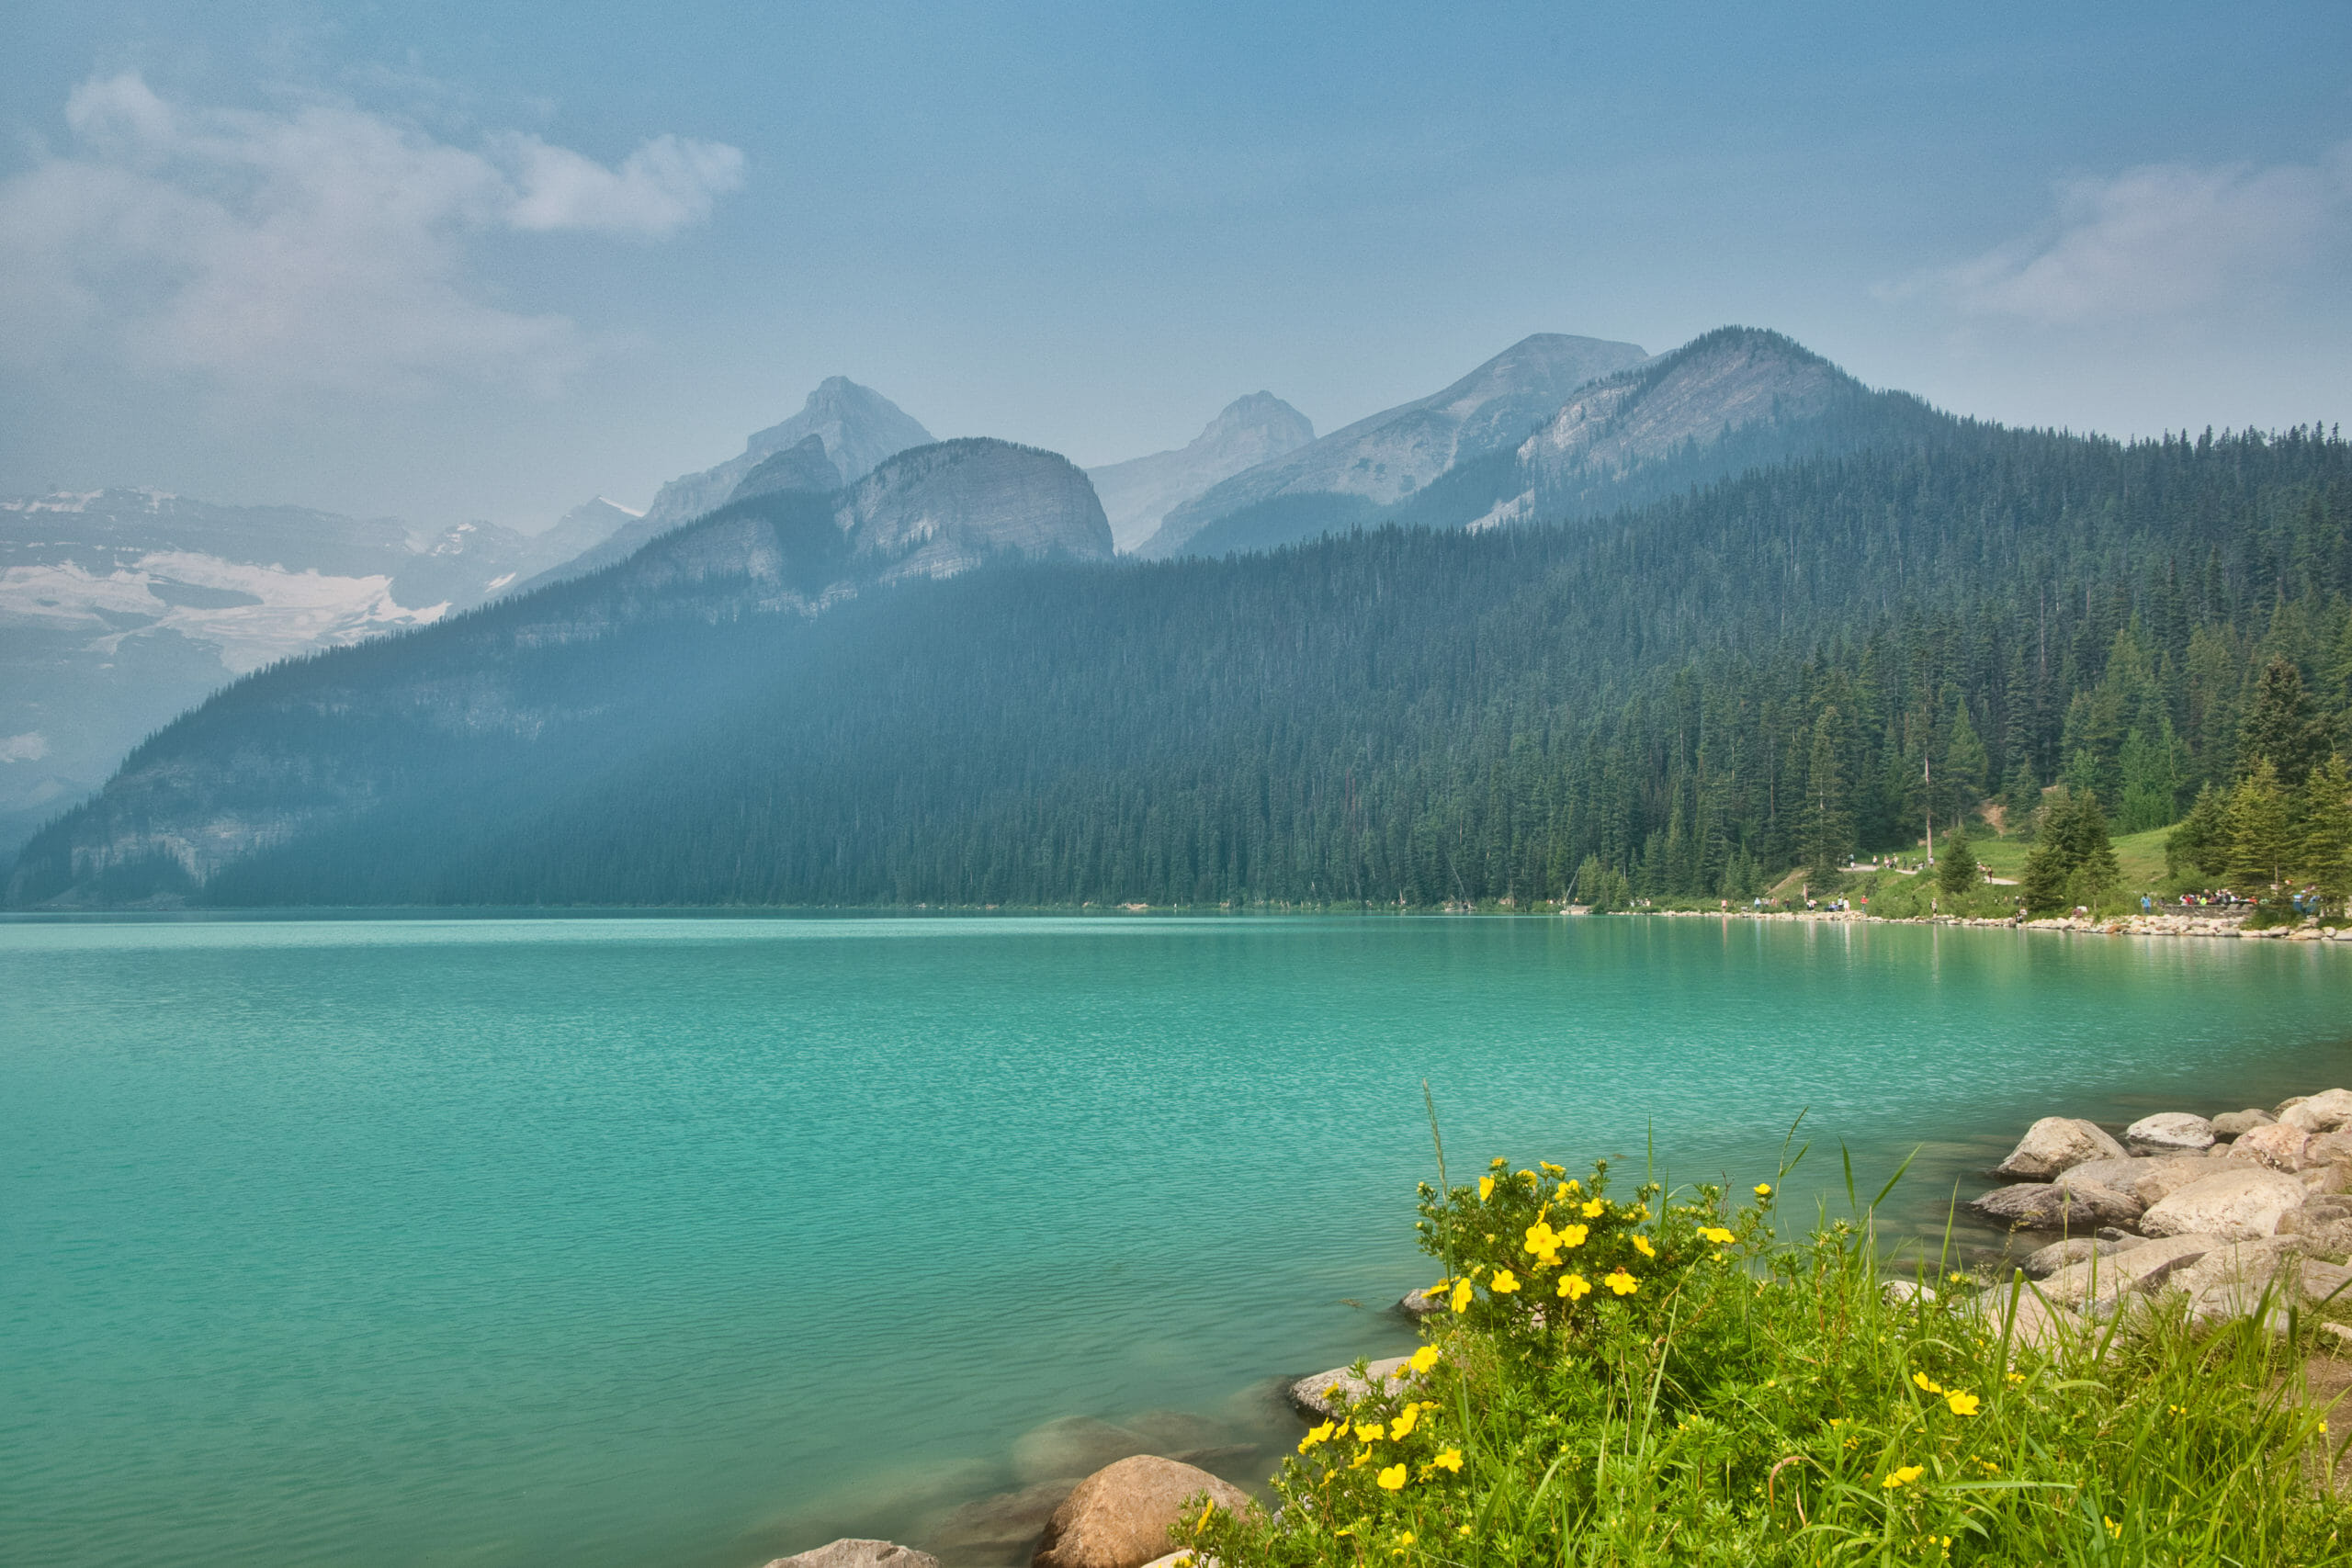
[728,435,841,504]
[521,378,933,592]
[0,487,636,862]
[1137,333,1648,558]
[9,436,1109,901]
[1087,393,1314,552]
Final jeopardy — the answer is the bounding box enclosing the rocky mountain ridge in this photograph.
[1086,393,1314,552]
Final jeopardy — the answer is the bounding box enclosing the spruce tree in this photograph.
[2238,657,2332,787]
[1937,829,1980,897]
[2299,755,2352,902]
[2226,757,2294,890]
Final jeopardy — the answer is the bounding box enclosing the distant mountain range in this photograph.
[515,377,937,593]
[0,325,1963,876]
[1086,393,1314,552]
[0,487,639,854]
[1137,333,1649,557]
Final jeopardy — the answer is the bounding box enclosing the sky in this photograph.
[3,1,2349,533]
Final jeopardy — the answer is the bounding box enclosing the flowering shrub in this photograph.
[1180,1152,2352,1566]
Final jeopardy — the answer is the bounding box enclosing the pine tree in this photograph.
[2167,782,2233,883]
[1937,829,1980,897]
[2226,756,2294,890]
[2299,755,2352,902]
[1804,705,1852,886]
[2239,657,2332,787]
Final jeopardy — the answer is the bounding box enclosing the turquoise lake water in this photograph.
[6,912,2351,1567]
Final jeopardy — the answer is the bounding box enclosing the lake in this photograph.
[5,912,2348,1567]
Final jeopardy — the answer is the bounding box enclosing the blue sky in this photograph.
[4,1,2348,530]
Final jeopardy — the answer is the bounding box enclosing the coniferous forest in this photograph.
[11,421,2351,908]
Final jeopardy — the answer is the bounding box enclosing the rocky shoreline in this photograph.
[1962,1091,2352,1341]
[1648,907,2350,941]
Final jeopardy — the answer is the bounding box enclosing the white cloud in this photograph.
[0,73,745,400]
[1883,145,2352,324]
[0,732,51,764]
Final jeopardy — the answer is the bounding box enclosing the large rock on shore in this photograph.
[2019,1235,2139,1279]
[2036,1232,2221,1311]
[2164,1238,2352,1324]
[1970,1278,2081,1351]
[2282,1089,2352,1134]
[2056,1156,2217,1208]
[2226,1122,2312,1172]
[2124,1113,2214,1155]
[2211,1109,2276,1140]
[765,1542,941,1568]
[1992,1118,2128,1180]
[1286,1357,1414,1420]
[1033,1456,1249,1568]
[1970,1181,2141,1232]
[2139,1168,2305,1242]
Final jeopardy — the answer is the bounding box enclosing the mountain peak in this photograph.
[1087,393,1316,552]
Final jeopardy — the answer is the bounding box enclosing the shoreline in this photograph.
[1637,906,2350,942]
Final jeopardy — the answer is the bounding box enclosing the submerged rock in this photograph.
[2123,1112,2214,1155]
[1396,1285,1446,1319]
[765,1542,941,1568]
[1032,1455,1250,1568]
[1991,1117,2128,1180]
[2139,1168,2305,1242]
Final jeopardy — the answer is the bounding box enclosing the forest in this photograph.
[10,420,2350,909]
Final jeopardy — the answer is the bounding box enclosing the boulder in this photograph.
[2278,1095,2312,1116]
[2227,1122,2312,1172]
[2036,1232,2221,1309]
[2292,1216,2352,1256]
[2283,1089,2352,1134]
[1969,1181,2141,1233]
[2058,1156,2214,1207]
[2139,1168,2306,1242]
[1396,1286,1446,1320]
[1991,1117,2130,1180]
[1033,1456,1250,1568]
[2161,1238,2352,1324]
[2211,1109,2275,1140]
[2303,1163,2352,1197]
[766,1544,941,1568]
[1971,1278,2081,1352]
[2019,1235,2132,1280]
[2123,1112,2214,1155]
[1286,1357,1413,1421]
[2309,1133,2352,1166]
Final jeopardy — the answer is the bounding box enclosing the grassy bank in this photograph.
[1184,1153,2352,1566]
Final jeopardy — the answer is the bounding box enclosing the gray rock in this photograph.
[2124,1112,2214,1154]
[1969,1278,2081,1351]
[2278,1095,2312,1116]
[1991,1117,2131,1180]
[765,1542,941,1568]
[1285,1356,1414,1421]
[1396,1285,1446,1320]
[2285,1089,2352,1134]
[2227,1122,2312,1172]
[1882,1280,1937,1304]
[2303,1162,2352,1197]
[2296,1216,2352,1256]
[2019,1235,2130,1279]
[2059,1156,2214,1207]
[2037,1232,2221,1309]
[2211,1109,2277,1139]
[2139,1168,2307,1242]
[1969,1181,2142,1233]
[1032,1455,1250,1568]
[2309,1133,2352,1166]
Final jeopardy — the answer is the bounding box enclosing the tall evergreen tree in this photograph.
[2238,657,2332,786]
[2226,757,2295,889]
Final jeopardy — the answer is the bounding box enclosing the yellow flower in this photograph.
[1478,1177,1495,1201]
[1389,1404,1420,1438]
[1580,1198,1606,1218]
[1396,1531,1414,1547]
[1945,1391,1980,1417]
[1433,1447,1464,1472]
[1557,1223,1588,1248]
[1540,1161,1564,1177]
[2006,1371,2026,1385]
[1489,1269,1521,1294]
[1358,1421,1386,1441]
[1557,1272,1591,1301]
[2104,1517,2121,1540]
[1881,1464,1924,1490]
[1408,1344,1441,1375]
[1911,1371,1942,1395]
[1632,1235,1656,1258]
[1350,1445,1374,1469]
[1698,1225,1736,1245]
[1522,1221,1557,1255]
[1754,1182,1774,1199]
[1604,1268,1638,1295]
[1560,1177,1581,1194]
[1298,1421,1336,1451]
[1450,1279,1474,1314]
[1375,1463,1408,1491]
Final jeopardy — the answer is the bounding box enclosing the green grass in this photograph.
[1967,826,2177,897]
[1186,1151,2352,1566]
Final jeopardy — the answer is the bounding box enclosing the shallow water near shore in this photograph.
[5,911,2350,1567]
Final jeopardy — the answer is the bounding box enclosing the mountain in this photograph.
[1086,393,1314,552]
[1136,333,1648,558]
[0,487,637,863]
[728,436,842,504]
[517,378,933,593]
[6,436,1110,901]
